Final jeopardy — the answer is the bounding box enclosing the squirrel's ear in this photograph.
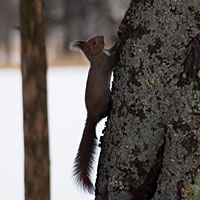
[69,41,84,50]
[69,41,90,52]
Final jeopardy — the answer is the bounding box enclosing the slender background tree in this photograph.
[20,0,50,199]
[96,0,200,199]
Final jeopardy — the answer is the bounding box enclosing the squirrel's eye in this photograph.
[92,41,96,45]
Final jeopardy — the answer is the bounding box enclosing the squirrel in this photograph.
[70,35,118,193]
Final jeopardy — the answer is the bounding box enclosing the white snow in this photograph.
[0,67,106,200]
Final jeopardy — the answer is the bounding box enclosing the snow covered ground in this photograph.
[0,67,105,200]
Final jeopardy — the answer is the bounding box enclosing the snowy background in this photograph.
[0,67,106,200]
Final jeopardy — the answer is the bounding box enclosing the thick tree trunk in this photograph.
[20,0,50,200]
[96,0,200,199]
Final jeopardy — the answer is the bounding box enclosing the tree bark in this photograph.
[20,0,50,199]
[96,0,200,199]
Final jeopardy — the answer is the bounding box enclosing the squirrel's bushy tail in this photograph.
[73,115,98,193]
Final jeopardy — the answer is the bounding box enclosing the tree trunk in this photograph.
[95,0,200,199]
[20,0,50,199]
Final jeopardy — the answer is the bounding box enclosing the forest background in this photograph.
[0,0,129,67]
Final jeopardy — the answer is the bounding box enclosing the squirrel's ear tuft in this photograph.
[69,41,84,50]
[69,41,90,52]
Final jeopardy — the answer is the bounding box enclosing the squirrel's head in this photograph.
[70,35,105,55]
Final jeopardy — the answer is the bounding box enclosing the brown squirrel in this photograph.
[70,35,118,193]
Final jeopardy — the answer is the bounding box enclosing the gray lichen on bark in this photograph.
[95,0,200,199]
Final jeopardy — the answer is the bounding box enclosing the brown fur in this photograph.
[70,35,118,193]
